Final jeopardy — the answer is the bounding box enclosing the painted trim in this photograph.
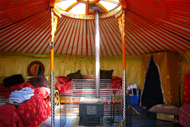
[0,56,141,62]
[54,4,121,19]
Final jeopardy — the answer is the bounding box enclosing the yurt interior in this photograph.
[0,0,190,127]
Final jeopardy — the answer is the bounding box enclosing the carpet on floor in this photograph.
[55,105,140,116]
[126,107,140,115]
[70,117,107,127]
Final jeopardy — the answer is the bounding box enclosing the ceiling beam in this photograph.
[119,0,126,9]
[49,0,62,8]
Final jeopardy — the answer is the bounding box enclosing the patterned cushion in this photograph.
[100,69,113,79]
[67,70,84,80]
[28,74,50,88]
[149,104,179,115]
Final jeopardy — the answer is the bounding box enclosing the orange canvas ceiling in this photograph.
[0,0,189,56]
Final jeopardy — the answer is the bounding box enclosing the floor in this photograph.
[40,104,183,127]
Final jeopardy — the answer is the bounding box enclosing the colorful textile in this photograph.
[0,96,20,107]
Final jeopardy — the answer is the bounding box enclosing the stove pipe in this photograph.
[95,10,100,98]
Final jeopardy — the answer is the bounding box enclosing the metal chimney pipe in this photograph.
[95,10,100,98]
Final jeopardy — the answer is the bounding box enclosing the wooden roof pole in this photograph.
[121,9,126,125]
[116,0,127,125]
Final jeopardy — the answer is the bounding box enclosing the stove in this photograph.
[79,97,104,126]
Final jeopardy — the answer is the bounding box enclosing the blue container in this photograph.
[131,96,139,104]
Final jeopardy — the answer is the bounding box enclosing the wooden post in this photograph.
[118,9,126,123]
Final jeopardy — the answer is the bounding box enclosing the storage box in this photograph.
[131,96,140,104]
[126,95,140,104]
[156,113,174,121]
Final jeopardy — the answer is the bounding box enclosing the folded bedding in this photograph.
[13,87,34,94]
[9,94,34,103]
[9,87,34,103]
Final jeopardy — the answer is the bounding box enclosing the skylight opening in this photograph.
[69,3,86,14]
[98,1,118,11]
[56,0,77,10]
[116,6,121,11]
[55,0,121,18]
[111,0,120,2]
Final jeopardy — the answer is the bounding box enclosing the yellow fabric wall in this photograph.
[0,52,141,88]
[1,51,189,105]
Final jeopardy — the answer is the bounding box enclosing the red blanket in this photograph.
[0,82,50,127]
[0,105,23,127]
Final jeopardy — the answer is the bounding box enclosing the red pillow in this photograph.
[34,87,50,98]
[55,76,70,84]
[111,82,122,89]
[55,81,72,94]
[111,77,122,83]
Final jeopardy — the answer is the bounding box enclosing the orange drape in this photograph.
[141,52,179,106]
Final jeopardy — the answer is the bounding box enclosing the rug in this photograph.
[70,117,108,127]
[55,105,140,116]
[126,107,140,115]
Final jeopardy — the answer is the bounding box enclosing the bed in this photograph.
[0,74,51,127]
[55,70,122,116]
[55,70,122,95]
